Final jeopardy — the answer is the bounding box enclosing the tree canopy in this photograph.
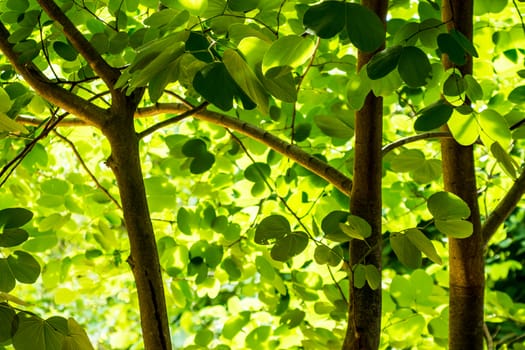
[1,0,525,349]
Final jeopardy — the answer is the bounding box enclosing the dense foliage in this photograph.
[0,0,525,349]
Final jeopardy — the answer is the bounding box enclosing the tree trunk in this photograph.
[343,1,388,349]
[102,101,172,350]
[441,1,485,349]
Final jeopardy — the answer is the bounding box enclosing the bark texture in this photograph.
[441,1,485,349]
[343,1,388,349]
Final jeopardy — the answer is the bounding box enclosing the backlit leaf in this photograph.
[12,313,64,350]
[405,228,442,264]
[339,215,371,240]
[508,86,525,104]
[389,149,425,172]
[262,35,316,77]
[0,113,28,134]
[365,264,381,290]
[448,110,479,145]
[270,231,308,261]
[7,251,40,283]
[490,141,518,179]
[314,114,354,139]
[478,109,511,149]
[435,219,473,238]
[321,211,351,242]
[390,232,422,269]
[313,245,342,266]
[427,191,470,220]
[255,215,291,244]
[414,100,453,131]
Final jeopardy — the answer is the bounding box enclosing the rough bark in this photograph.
[343,1,388,349]
[441,1,485,349]
[102,96,172,350]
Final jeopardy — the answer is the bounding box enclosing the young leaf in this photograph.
[346,3,386,52]
[414,100,453,131]
[448,110,479,145]
[405,228,442,264]
[255,215,291,245]
[303,1,346,39]
[270,231,309,261]
[397,46,432,87]
[390,232,422,269]
[427,191,471,220]
[367,45,403,80]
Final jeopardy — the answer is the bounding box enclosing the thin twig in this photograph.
[54,130,122,209]
[381,131,452,156]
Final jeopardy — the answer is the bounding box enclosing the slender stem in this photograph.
[382,132,452,156]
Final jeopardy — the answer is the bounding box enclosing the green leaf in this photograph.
[222,312,250,339]
[367,45,403,80]
[244,162,271,182]
[0,304,16,342]
[353,264,366,288]
[314,114,354,139]
[246,325,271,348]
[339,215,371,240]
[280,309,305,328]
[443,73,465,96]
[0,113,28,134]
[508,85,525,104]
[177,207,193,235]
[190,152,215,174]
[365,264,381,290]
[53,41,78,61]
[303,1,346,39]
[41,179,70,195]
[255,215,291,244]
[405,228,442,264]
[255,255,275,280]
[7,251,40,284]
[227,0,259,12]
[414,100,453,131]
[490,141,518,179]
[262,35,316,77]
[270,231,309,261]
[389,149,425,172]
[437,32,466,65]
[0,208,33,229]
[345,3,386,52]
[346,68,371,110]
[450,29,478,58]
[427,191,471,220]
[182,138,207,157]
[448,110,479,145]
[12,313,64,350]
[260,70,297,103]
[313,245,342,266]
[397,46,432,87]
[321,211,351,242]
[464,75,484,101]
[6,0,29,12]
[435,219,473,238]
[0,88,13,113]
[223,49,269,114]
[410,159,442,184]
[0,259,16,292]
[390,232,422,269]
[478,109,511,149]
[175,0,208,15]
[61,318,96,350]
[0,228,29,247]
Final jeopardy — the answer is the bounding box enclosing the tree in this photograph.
[1,0,525,349]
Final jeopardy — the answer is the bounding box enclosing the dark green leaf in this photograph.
[314,114,354,139]
[0,228,29,247]
[313,245,342,266]
[53,41,78,61]
[508,86,525,104]
[0,304,16,342]
[367,45,403,80]
[185,31,214,62]
[228,0,259,12]
[270,231,309,261]
[390,232,422,269]
[177,207,192,235]
[6,0,29,12]
[246,325,271,348]
[450,29,478,58]
[353,264,366,288]
[0,259,15,292]
[7,250,40,283]
[255,215,290,244]
[414,100,453,131]
[182,138,207,157]
[346,3,386,52]
[303,1,346,39]
[280,309,305,328]
[12,313,64,350]
[190,152,215,174]
[321,211,350,242]
[398,46,432,87]
[244,162,271,182]
[0,208,33,229]
[437,33,466,65]
[443,73,465,96]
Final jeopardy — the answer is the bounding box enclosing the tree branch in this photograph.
[382,131,453,156]
[138,103,353,196]
[482,167,525,246]
[37,0,120,88]
[0,23,109,127]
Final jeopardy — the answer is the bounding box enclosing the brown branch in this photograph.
[54,130,122,209]
[138,103,353,196]
[37,0,120,88]
[0,23,109,127]
[382,132,453,156]
[482,167,525,246]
